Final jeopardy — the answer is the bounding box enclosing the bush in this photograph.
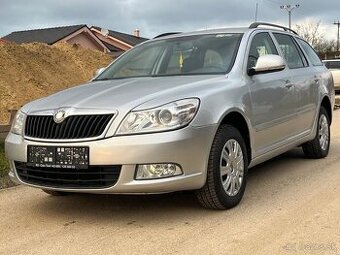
[336,97,340,105]
[0,140,13,188]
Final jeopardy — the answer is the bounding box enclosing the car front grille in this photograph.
[15,162,121,189]
[24,114,114,140]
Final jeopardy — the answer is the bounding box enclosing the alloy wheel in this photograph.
[220,139,244,196]
[318,114,329,151]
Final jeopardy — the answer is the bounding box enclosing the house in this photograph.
[2,25,110,53]
[90,26,148,57]
[2,25,149,56]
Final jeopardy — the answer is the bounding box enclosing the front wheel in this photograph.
[302,106,330,159]
[196,125,248,210]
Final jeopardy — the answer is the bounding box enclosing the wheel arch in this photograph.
[321,95,332,124]
[219,111,252,164]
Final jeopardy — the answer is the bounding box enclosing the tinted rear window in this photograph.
[273,33,306,69]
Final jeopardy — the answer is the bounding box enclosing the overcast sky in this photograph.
[0,0,339,40]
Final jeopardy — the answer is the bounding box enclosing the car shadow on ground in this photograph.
[31,147,310,220]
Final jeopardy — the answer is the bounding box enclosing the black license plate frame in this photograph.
[27,146,89,169]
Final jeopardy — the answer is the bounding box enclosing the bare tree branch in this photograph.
[295,20,336,53]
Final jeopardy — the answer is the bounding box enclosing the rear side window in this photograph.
[297,38,323,66]
[247,32,278,70]
[273,33,306,69]
[324,61,340,69]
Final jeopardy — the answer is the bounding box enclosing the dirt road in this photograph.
[1,111,340,255]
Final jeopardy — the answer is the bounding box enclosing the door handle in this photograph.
[284,80,293,89]
[285,84,293,89]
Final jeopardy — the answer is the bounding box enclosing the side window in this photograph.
[247,32,278,70]
[297,38,323,66]
[273,33,305,69]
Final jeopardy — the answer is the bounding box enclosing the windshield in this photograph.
[96,33,243,80]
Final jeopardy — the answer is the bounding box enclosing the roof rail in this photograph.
[249,22,298,35]
[154,32,181,39]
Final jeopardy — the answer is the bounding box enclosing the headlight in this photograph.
[10,111,26,135]
[117,98,199,135]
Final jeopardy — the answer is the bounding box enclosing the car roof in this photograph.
[152,27,248,41]
[152,25,300,41]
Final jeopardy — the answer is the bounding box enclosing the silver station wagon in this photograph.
[5,22,335,209]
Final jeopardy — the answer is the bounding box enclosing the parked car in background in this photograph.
[323,59,340,93]
[5,22,335,210]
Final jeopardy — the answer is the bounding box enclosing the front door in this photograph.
[247,32,298,157]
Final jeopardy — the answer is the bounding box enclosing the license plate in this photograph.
[27,146,89,169]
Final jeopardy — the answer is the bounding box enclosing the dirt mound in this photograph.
[0,42,112,124]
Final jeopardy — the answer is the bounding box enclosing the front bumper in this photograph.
[5,125,217,193]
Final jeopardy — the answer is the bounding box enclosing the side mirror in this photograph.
[248,54,286,76]
[94,67,106,78]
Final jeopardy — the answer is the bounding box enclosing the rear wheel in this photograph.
[42,189,69,196]
[302,106,330,159]
[196,125,248,210]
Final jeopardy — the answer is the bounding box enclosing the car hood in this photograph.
[23,75,224,114]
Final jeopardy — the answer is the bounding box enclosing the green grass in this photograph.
[0,140,14,188]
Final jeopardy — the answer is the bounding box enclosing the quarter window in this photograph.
[296,38,322,66]
[247,32,278,70]
[273,33,306,69]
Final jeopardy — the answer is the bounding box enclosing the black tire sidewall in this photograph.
[210,125,248,208]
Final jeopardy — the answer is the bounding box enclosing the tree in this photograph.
[317,39,337,53]
[294,20,337,54]
[295,20,322,48]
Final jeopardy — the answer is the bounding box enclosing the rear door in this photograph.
[272,33,317,134]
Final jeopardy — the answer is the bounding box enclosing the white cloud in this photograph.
[0,0,339,40]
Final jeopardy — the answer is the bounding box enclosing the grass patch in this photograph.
[336,97,340,105]
[0,140,14,188]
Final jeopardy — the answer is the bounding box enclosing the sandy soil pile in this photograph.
[0,42,112,124]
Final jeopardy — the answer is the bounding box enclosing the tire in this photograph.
[42,189,69,196]
[196,125,248,210]
[302,106,330,159]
